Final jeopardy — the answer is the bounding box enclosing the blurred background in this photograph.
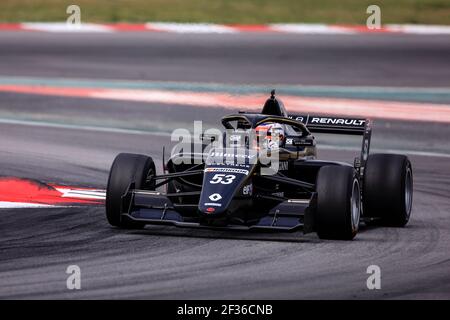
[0,0,449,24]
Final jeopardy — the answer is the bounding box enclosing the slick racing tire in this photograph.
[363,154,413,227]
[316,166,361,240]
[106,153,156,229]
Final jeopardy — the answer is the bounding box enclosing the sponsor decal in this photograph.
[242,184,253,196]
[209,174,236,185]
[208,193,222,201]
[229,134,241,142]
[287,137,314,147]
[310,117,365,126]
[221,162,250,168]
[288,115,307,122]
[206,207,215,213]
[204,202,222,207]
[289,115,365,127]
[209,152,256,159]
[272,191,284,197]
[205,167,249,175]
[279,161,288,171]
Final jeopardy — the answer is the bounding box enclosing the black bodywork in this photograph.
[121,94,372,233]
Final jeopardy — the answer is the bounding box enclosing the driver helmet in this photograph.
[255,122,285,150]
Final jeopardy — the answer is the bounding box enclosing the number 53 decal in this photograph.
[209,174,236,184]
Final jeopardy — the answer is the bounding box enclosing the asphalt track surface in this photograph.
[0,32,449,299]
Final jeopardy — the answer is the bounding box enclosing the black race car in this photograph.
[105,91,413,240]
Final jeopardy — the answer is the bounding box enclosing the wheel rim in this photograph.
[350,179,361,232]
[405,166,413,219]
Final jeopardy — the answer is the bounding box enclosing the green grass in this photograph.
[0,0,449,25]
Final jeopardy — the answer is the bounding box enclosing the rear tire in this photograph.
[316,166,361,240]
[106,153,156,229]
[363,154,413,227]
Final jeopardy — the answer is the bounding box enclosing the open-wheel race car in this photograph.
[105,91,413,240]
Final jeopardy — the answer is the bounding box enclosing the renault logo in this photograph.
[209,193,222,201]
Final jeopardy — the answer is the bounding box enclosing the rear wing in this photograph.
[288,114,367,135]
[288,114,372,177]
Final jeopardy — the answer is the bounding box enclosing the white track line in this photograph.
[386,24,450,34]
[146,22,236,34]
[55,188,106,200]
[271,24,355,34]
[21,23,113,33]
[319,144,450,159]
[4,23,450,34]
[0,117,448,159]
[0,201,59,208]
[0,118,169,136]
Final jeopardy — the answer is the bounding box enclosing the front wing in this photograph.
[120,187,316,233]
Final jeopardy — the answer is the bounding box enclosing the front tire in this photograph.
[363,154,413,227]
[315,166,361,240]
[106,153,156,228]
